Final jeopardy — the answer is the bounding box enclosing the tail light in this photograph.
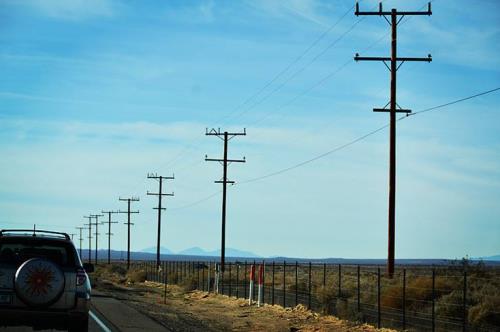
[76,268,87,286]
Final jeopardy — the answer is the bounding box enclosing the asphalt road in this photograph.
[0,291,167,332]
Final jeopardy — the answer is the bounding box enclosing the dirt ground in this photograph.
[94,277,394,332]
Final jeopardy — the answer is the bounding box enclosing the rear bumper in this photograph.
[0,297,89,329]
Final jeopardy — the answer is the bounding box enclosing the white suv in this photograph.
[0,229,93,331]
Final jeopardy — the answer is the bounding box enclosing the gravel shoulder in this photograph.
[94,279,394,332]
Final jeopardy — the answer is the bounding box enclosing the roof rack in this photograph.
[0,229,71,241]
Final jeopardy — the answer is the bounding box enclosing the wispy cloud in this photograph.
[164,0,216,24]
[3,0,117,20]
[247,0,339,28]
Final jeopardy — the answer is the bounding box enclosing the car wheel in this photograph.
[14,258,65,307]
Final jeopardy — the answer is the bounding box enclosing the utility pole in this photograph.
[147,173,174,269]
[70,233,76,241]
[354,2,432,278]
[83,216,93,264]
[101,210,119,264]
[119,197,140,270]
[205,128,246,282]
[76,226,84,259]
[90,214,104,265]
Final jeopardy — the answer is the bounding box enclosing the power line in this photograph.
[137,87,500,214]
[170,190,221,211]
[221,4,361,125]
[238,87,500,186]
[131,3,371,180]
[409,87,500,116]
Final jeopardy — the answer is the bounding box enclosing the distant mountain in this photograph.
[478,255,500,261]
[177,247,207,256]
[177,247,259,258]
[140,246,174,255]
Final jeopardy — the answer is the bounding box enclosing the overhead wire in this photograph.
[243,0,431,129]
[138,1,373,178]
[237,87,500,185]
[114,2,373,207]
[166,87,500,210]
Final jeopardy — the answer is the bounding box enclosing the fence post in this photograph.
[201,263,205,291]
[196,261,199,289]
[295,261,298,306]
[377,267,381,329]
[236,263,240,298]
[206,262,209,292]
[308,262,312,309]
[244,261,248,299]
[272,261,275,305]
[432,269,435,332]
[283,260,286,308]
[221,265,225,295]
[338,264,342,299]
[357,265,360,312]
[258,264,264,307]
[262,260,266,304]
[403,268,406,330]
[163,261,167,304]
[167,261,169,280]
[463,270,467,332]
[249,264,255,305]
[252,260,256,301]
[323,263,326,288]
[229,262,232,297]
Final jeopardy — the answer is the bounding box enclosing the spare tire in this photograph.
[14,258,65,307]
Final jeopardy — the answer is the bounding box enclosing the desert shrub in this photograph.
[180,276,198,291]
[336,298,361,321]
[468,296,500,327]
[381,276,454,310]
[108,264,127,276]
[167,272,179,284]
[339,278,357,299]
[127,269,147,283]
[436,290,463,319]
[317,286,337,314]
[288,279,308,293]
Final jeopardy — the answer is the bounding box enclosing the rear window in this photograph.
[0,237,77,267]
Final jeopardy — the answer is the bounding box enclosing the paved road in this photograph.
[0,291,167,332]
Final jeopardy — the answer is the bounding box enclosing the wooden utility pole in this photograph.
[101,210,119,264]
[83,216,93,264]
[354,2,432,277]
[76,226,84,259]
[119,197,139,270]
[90,214,104,265]
[147,174,174,269]
[205,128,246,278]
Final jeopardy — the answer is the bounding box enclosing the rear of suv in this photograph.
[0,229,93,331]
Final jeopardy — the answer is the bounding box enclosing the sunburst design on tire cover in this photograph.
[24,265,55,296]
[15,258,65,306]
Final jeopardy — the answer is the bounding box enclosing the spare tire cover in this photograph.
[14,258,65,307]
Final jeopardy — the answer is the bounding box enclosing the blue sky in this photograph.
[0,0,499,259]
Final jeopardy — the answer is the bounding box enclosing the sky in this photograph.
[0,0,499,259]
